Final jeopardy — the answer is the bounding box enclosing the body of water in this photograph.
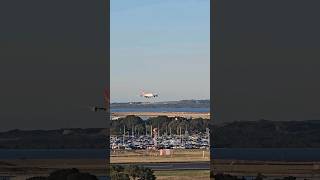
[111,107,209,113]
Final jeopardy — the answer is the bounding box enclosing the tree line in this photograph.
[212,119,320,148]
[110,115,209,136]
[110,164,156,180]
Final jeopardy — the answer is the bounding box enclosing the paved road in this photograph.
[114,161,210,170]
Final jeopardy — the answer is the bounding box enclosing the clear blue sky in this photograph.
[111,0,210,102]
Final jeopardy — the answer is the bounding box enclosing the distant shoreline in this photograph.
[110,99,210,110]
[111,99,210,105]
[111,111,210,119]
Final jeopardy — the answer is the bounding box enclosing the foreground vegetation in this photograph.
[110,164,156,180]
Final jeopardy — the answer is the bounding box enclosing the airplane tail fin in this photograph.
[140,89,145,96]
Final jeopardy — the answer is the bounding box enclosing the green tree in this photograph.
[137,167,156,180]
[111,165,125,173]
[125,165,140,180]
[110,172,130,180]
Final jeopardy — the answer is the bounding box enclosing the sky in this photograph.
[110,0,210,102]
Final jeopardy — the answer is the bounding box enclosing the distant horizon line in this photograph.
[110,99,210,104]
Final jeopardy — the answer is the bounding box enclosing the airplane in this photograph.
[140,90,158,98]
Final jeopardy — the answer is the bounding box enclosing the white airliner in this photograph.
[140,90,158,98]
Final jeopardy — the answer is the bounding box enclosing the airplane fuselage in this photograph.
[141,91,158,98]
